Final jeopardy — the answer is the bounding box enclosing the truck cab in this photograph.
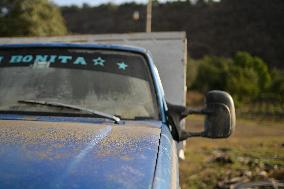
[0,43,235,189]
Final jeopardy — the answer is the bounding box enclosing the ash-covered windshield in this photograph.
[0,48,159,120]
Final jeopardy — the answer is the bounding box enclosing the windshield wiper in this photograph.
[18,100,121,124]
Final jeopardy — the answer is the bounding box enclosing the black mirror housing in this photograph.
[167,90,236,141]
[203,90,236,138]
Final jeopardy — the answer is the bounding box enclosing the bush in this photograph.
[0,0,67,36]
[269,69,284,103]
[191,56,230,92]
[190,52,272,104]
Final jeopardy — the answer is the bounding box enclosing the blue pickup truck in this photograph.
[0,43,235,189]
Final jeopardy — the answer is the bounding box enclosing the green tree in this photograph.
[191,56,230,92]
[0,0,67,36]
[190,52,272,104]
[226,65,259,103]
[233,52,271,92]
[269,69,284,102]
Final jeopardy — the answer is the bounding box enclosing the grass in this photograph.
[179,116,284,189]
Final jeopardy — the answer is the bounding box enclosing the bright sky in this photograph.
[52,0,186,6]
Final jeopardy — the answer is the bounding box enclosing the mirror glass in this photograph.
[203,91,235,138]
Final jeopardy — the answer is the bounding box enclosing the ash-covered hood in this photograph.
[0,120,161,189]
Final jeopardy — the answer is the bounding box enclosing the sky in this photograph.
[52,0,188,6]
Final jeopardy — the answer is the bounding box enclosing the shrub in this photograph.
[190,52,272,104]
[0,0,67,36]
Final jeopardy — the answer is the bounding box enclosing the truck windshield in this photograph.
[0,48,159,120]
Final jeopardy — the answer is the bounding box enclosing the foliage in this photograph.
[233,52,271,92]
[190,52,272,104]
[0,0,67,36]
[190,56,230,92]
[269,70,284,105]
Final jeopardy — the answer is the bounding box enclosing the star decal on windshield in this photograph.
[93,57,105,66]
[117,62,128,70]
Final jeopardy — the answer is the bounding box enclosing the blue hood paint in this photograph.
[0,119,161,189]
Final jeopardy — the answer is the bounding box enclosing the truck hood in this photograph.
[0,120,161,189]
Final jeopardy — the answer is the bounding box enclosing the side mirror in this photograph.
[167,90,236,141]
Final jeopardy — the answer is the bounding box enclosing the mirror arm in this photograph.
[178,107,214,140]
[179,130,204,140]
[184,107,212,116]
[167,102,216,141]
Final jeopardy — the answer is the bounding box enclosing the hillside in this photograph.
[61,0,284,69]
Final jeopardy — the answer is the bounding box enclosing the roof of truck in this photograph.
[0,43,148,54]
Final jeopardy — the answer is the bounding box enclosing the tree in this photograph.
[269,69,284,103]
[0,0,67,36]
[191,52,272,104]
[191,56,230,92]
[233,52,271,92]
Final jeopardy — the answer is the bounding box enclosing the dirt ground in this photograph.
[179,116,284,189]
